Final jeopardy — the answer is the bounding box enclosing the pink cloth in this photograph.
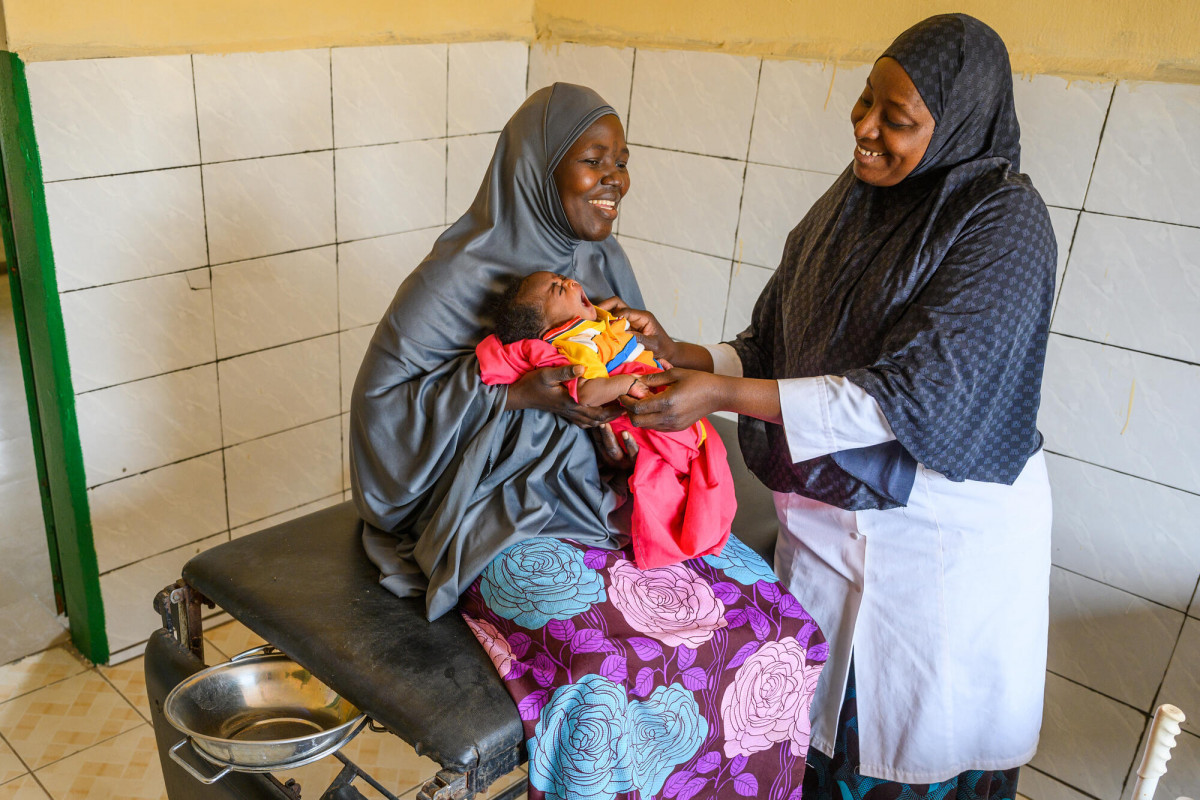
[476,334,736,569]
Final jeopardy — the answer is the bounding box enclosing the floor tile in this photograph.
[97,657,150,723]
[335,727,440,796]
[34,723,166,800]
[0,775,50,799]
[0,671,143,769]
[0,650,88,705]
[0,737,27,784]
[201,620,266,663]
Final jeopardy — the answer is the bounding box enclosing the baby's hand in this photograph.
[626,378,652,400]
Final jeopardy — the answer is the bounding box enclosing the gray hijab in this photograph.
[349,83,644,620]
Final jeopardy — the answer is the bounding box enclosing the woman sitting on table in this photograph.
[611,14,1056,799]
[350,83,826,800]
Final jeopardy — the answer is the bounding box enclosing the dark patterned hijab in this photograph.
[731,14,1056,510]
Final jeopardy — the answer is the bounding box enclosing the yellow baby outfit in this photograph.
[541,308,659,379]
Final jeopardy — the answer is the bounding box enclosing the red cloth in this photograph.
[476,334,735,569]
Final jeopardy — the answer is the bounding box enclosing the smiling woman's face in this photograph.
[553,114,630,241]
[850,57,936,186]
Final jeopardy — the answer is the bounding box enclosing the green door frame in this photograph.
[0,52,107,664]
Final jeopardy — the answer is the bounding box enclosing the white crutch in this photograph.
[1131,704,1187,800]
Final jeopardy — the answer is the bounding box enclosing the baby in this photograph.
[493,270,657,407]
[475,270,736,571]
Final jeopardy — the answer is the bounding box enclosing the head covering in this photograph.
[731,14,1056,509]
[350,83,644,619]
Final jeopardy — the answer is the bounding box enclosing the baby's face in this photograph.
[521,271,599,330]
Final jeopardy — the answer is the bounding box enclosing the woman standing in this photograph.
[615,15,1055,797]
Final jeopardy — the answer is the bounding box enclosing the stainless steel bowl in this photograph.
[164,645,365,770]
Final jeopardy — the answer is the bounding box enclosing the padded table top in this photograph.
[181,414,778,775]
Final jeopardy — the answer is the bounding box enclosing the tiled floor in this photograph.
[0,619,528,799]
[0,278,69,665]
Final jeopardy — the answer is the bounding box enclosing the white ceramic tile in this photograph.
[339,227,442,329]
[230,492,344,539]
[340,326,374,410]
[61,269,215,393]
[1030,673,1146,799]
[1012,75,1112,210]
[211,246,338,358]
[1052,213,1200,362]
[1088,81,1200,227]
[737,163,835,268]
[218,335,340,446]
[333,44,447,147]
[1125,729,1200,800]
[446,134,498,223]
[45,167,208,292]
[723,262,773,341]
[749,60,870,175]
[224,418,342,527]
[527,43,634,124]
[335,140,446,241]
[1018,768,1095,800]
[1047,453,1200,611]
[1047,567,1182,710]
[0,774,51,799]
[619,147,744,259]
[448,41,528,135]
[1040,335,1200,495]
[90,453,227,574]
[618,237,730,345]
[76,365,222,487]
[100,533,227,652]
[1046,207,1078,315]
[1158,618,1200,736]
[194,49,332,162]
[628,49,759,160]
[26,55,198,182]
[203,151,335,264]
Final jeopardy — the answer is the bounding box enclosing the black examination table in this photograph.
[145,415,780,800]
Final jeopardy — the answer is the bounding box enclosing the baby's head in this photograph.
[494,271,598,344]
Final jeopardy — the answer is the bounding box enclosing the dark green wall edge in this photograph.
[0,52,107,663]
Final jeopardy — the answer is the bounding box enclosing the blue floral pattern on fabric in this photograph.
[628,684,708,796]
[702,535,779,586]
[529,675,634,800]
[480,538,606,629]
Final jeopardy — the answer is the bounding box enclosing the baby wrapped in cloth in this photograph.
[475,270,736,569]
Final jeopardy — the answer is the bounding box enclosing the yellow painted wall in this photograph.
[4,0,1199,83]
[4,0,533,62]
[536,0,1200,82]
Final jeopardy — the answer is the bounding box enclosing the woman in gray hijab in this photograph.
[349,84,641,621]
[351,84,827,800]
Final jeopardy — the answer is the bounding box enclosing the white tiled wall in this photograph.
[24,40,1200,795]
[26,43,523,657]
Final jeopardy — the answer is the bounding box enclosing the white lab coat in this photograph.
[707,345,1052,783]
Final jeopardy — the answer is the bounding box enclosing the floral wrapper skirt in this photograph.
[459,535,827,800]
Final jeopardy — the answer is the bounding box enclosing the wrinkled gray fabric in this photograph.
[349,83,644,620]
[731,14,1055,510]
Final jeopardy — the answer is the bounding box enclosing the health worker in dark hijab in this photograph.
[611,14,1056,792]
[349,83,643,621]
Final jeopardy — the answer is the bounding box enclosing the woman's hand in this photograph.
[590,423,640,471]
[505,364,622,427]
[596,297,679,364]
[620,368,729,432]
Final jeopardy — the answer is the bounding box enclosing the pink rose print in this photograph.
[720,637,822,757]
[463,614,515,678]
[607,560,726,649]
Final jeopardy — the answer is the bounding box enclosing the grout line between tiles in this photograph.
[1047,330,1200,369]
[616,232,735,263]
[1046,668,1153,717]
[330,50,348,497]
[1049,562,1192,615]
[1043,448,1200,499]
[720,58,764,342]
[83,414,345,492]
[92,664,149,725]
[1023,766,1106,800]
[191,54,233,550]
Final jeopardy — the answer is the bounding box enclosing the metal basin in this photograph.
[164,645,365,770]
